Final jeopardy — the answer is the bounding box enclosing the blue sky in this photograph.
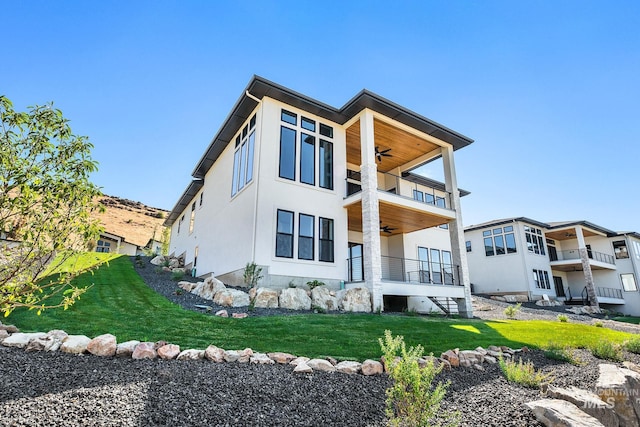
[3,1,639,231]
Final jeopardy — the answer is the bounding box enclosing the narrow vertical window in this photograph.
[484,237,494,256]
[319,217,334,262]
[436,196,446,208]
[238,140,248,191]
[442,251,454,285]
[505,233,517,253]
[319,140,333,190]
[418,247,430,283]
[430,249,442,284]
[189,202,196,234]
[425,193,435,205]
[494,235,505,255]
[246,131,255,183]
[232,149,241,196]
[413,190,424,202]
[622,273,638,291]
[279,126,296,180]
[276,210,294,258]
[298,214,314,260]
[300,133,315,185]
[465,241,472,252]
[199,192,204,207]
[193,246,199,268]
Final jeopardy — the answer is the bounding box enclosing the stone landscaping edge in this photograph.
[0,321,528,377]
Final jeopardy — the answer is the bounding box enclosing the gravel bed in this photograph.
[2,257,640,426]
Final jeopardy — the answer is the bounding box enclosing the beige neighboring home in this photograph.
[93,196,168,256]
[164,76,475,316]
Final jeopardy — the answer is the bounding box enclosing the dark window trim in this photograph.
[276,209,295,259]
[278,126,297,181]
[319,217,334,263]
[298,213,315,260]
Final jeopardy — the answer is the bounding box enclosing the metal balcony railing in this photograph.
[345,170,452,210]
[596,286,623,300]
[551,249,616,265]
[346,255,461,286]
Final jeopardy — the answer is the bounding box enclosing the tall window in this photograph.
[533,269,551,289]
[524,225,546,255]
[465,241,472,252]
[189,202,196,234]
[231,114,257,196]
[442,250,454,285]
[418,247,429,283]
[430,249,442,284]
[319,140,333,190]
[300,133,315,185]
[276,210,294,258]
[279,109,334,189]
[298,214,314,260]
[319,217,334,262]
[484,226,517,256]
[279,126,296,180]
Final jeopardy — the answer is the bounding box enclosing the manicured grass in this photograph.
[612,316,640,325]
[8,254,634,360]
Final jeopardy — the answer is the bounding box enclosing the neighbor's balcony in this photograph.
[347,255,462,286]
[549,248,616,271]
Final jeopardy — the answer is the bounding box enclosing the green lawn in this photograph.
[8,254,634,361]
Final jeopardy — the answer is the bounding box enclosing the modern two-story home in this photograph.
[465,217,640,315]
[164,76,474,316]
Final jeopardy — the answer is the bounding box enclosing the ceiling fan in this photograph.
[375,146,392,162]
[380,224,397,234]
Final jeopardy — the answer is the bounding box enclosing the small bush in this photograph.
[590,340,623,362]
[174,288,183,296]
[499,357,553,388]
[544,342,583,366]
[379,330,459,427]
[504,303,522,319]
[312,304,327,314]
[625,337,640,354]
[594,320,604,328]
[557,314,569,323]
[171,270,184,281]
[403,307,419,317]
[243,262,263,288]
[306,280,325,290]
[288,280,296,288]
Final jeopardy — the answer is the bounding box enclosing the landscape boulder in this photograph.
[177,349,205,360]
[0,330,9,343]
[132,342,157,359]
[596,364,640,427]
[547,385,619,427]
[192,277,226,300]
[0,324,19,333]
[293,361,313,373]
[205,345,226,362]
[311,286,338,311]
[339,287,372,312]
[267,352,296,364]
[213,289,250,307]
[150,255,166,266]
[253,288,280,308]
[526,399,605,427]
[250,353,275,365]
[60,335,91,354]
[3,332,46,349]
[279,288,312,310]
[307,358,336,372]
[178,281,197,292]
[361,359,384,376]
[157,344,181,359]
[335,361,362,374]
[116,340,140,357]
[87,334,117,357]
[290,356,310,366]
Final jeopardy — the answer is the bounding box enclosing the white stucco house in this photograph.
[164,76,474,316]
[464,217,640,315]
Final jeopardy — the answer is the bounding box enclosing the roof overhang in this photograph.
[164,179,204,226]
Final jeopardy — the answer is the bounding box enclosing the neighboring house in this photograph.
[465,218,640,315]
[164,76,475,316]
[95,231,139,255]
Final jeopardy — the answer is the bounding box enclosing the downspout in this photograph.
[247,90,263,266]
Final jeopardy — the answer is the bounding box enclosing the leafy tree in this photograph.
[0,96,103,316]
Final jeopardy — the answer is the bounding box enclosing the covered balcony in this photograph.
[549,248,616,271]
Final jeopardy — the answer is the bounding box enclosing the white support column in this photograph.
[442,145,473,318]
[576,226,599,308]
[360,110,383,311]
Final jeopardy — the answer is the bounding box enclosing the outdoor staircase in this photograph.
[428,296,459,316]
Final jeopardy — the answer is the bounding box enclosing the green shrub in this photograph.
[590,340,623,362]
[544,342,583,366]
[625,337,640,354]
[499,356,553,388]
[557,314,569,322]
[243,262,263,288]
[593,320,604,328]
[171,270,184,281]
[504,303,522,319]
[306,280,325,290]
[379,330,459,427]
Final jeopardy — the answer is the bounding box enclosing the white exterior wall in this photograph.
[252,98,348,288]
[617,235,640,315]
[168,105,261,278]
[465,225,528,294]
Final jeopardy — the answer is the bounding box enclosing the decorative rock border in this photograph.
[0,321,529,378]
